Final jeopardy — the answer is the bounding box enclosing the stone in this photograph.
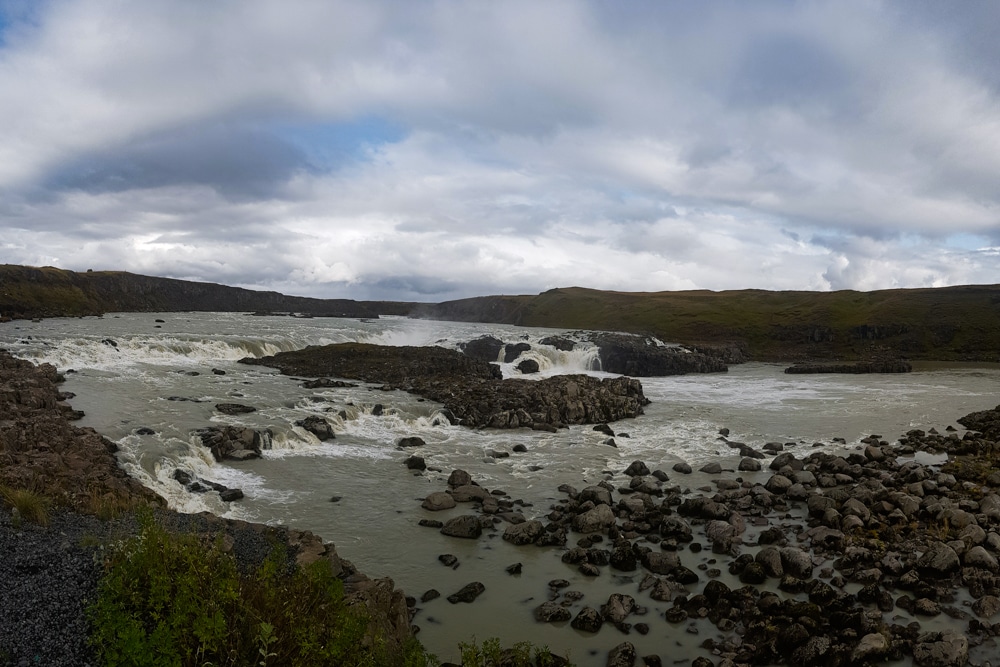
[295,415,335,441]
[404,456,426,470]
[972,595,1000,618]
[397,436,426,448]
[573,504,616,533]
[964,546,999,572]
[440,516,483,539]
[447,469,473,488]
[917,543,961,577]
[446,582,485,604]
[602,593,637,625]
[624,461,651,477]
[700,462,723,474]
[912,629,968,667]
[215,403,256,415]
[738,457,761,472]
[534,601,571,622]
[421,492,457,511]
[607,642,637,667]
[503,520,545,546]
[852,633,889,662]
[672,462,692,474]
[219,488,244,502]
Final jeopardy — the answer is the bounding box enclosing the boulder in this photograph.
[503,520,545,546]
[534,601,571,623]
[912,630,968,667]
[295,415,335,441]
[397,436,426,448]
[421,492,457,511]
[917,543,961,577]
[601,593,637,625]
[516,359,540,374]
[440,516,483,539]
[571,606,603,633]
[573,504,616,534]
[607,641,637,667]
[215,403,256,415]
[446,582,486,604]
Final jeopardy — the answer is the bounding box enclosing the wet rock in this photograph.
[738,457,761,472]
[440,516,483,539]
[672,462,692,474]
[421,589,440,603]
[534,601,571,623]
[505,563,522,575]
[516,359,540,374]
[446,582,485,604]
[422,492,457,511]
[624,461,651,477]
[573,504,616,534]
[917,543,961,577]
[571,607,603,633]
[404,456,426,471]
[447,469,473,488]
[852,632,889,662]
[700,462,723,474]
[972,594,1000,618]
[219,488,244,502]
[215,402,256,415]
[438,554,459,568]
[397,436,426,448]
[963,545,999,572]
[602,593,637,625]
[503,520,545,546]
[295,415,335,441]
[606,641,637,667]
[912,629,968,667]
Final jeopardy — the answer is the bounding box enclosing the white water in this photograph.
[3,312,999,664]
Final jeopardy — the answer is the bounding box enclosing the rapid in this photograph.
[2,312,998,664]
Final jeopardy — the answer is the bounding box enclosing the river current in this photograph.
[2,312,998,664]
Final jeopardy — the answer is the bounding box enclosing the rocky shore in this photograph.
[0,349,413,665]
[407,419,1000,666]
[243,342,650,428]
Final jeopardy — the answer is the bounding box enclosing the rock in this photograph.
[672,462,692,474]
[738,457,761,472]
[421,589,440,603]
[219,488,244,502]
[503,520,545,546]
[440,516,483,539]
[540,336,576,351]
[505,563,522,575]
[516,359,540,374]
[460,336,504,362]
[579,485,614,506]
[780,547,814,578]
[422,492,457,511]
[446,582,486,604]
[852,633,889,662]
[765,474,793,494]
[534,601,571,623]
[504,342,532,363]
[448,469,473,488]
[397,436,426,448]
[573,504,616,534]
[912,629,968,667]
[917,543,961,577]
[964,546,998,572]
[972,595,1000,618]
[404,456,426,471]
[601,593,637,625]
[295,415,335,441]
[700,462,722,474]
[438,554,459,568]
[624,461,651,477]
[606,641,637,667]
[571,606,604,633]
[642,551,679,575]
[215,403,256,415]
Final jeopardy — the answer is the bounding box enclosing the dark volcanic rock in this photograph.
[214,402,257,415]
[459,336,504,362]
[589,333,728,376]
[245,343,648,428]
[295,415,335,441]
[447,582,486,604]
[516,359,540,374]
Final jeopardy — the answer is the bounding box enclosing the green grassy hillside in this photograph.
[415,285,1000,361]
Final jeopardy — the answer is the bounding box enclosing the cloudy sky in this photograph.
[1,1,999,301]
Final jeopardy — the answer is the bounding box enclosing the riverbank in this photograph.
[0,349,417,666]
[4,338,1000,666]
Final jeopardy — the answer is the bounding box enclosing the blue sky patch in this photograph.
[272,116,405,172]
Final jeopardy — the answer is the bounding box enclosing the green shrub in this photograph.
[88,513,434,667]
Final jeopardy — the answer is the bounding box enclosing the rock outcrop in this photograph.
[244,343,649,428]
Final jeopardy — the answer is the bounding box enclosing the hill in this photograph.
[0,265,390,319]
[412,285,1000,362]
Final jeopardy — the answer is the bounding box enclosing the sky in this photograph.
[1,0,999,302]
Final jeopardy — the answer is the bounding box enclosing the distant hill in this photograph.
[0,265,404,320]
[412,285,1000,362]
[4,265,999,362]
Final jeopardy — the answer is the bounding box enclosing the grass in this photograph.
[88,511,433,667]
[458,637,571,667]
[0,485,51,527]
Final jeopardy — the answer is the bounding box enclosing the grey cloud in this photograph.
[45,123,310,200]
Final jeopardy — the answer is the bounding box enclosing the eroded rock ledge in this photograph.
[243,342,650,428]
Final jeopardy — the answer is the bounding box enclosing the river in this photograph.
[2,312,997,664]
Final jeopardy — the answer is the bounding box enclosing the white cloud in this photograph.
[0,0,999,300]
